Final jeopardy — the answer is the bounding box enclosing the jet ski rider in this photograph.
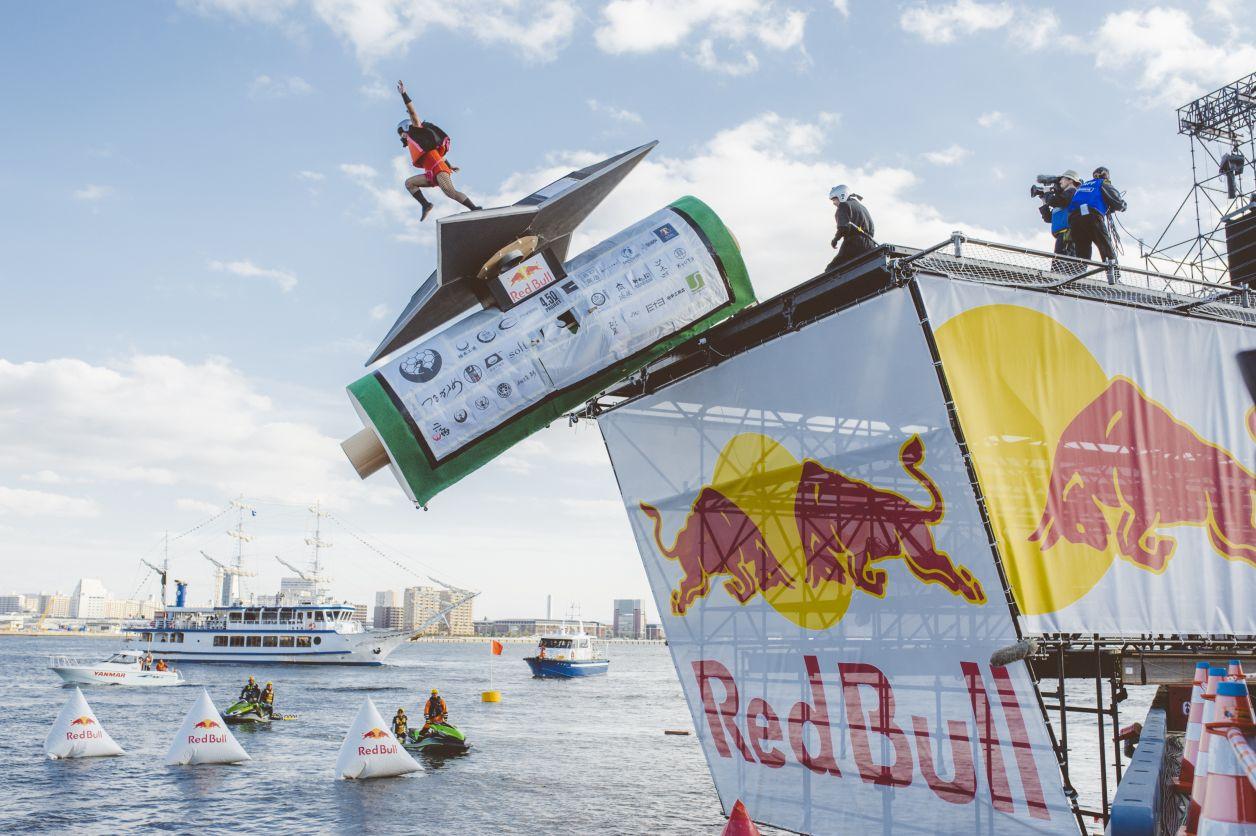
[240,676,261,704]
[393,707,409,741]
[422,688,448,734]
[260,682,275,718]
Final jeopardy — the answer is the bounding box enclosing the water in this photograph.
[1,637,735,835]
[0,636,1149,834]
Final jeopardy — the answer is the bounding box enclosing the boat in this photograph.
[222,699,272,725]
[124,501,477,665]
[523,624,609,678]
[49,650,185,687]
[405,721,470,755]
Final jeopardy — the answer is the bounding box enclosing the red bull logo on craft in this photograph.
[361,727,391,739]
[639,433,986,630]
[508,265,541,285]
[68,716,95,727]
[192,719,220,729]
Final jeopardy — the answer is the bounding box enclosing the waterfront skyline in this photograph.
[1,1,1250,623]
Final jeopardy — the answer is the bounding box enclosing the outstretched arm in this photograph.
[397,80,421,126]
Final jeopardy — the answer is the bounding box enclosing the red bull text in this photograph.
[692,655,1052,821]
[1031,377,1256,572]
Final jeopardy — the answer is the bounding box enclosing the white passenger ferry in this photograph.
[123,499,474,665]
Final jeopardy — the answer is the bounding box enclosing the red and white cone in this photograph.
[721,800,761,836]
[1197,702,1256,834]
[1183,662,1215,792]
[1188,667,1231,834]
[1229,659,1247,682]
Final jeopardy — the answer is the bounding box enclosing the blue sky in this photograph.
[1,0,1252,621]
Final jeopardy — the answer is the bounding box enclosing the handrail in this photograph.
[1226,727,1256,793]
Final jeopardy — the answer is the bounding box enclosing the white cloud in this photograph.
[248,73,314,98]
[176,497,225,515]
[900,0,1013,44]
[340,157,468,243]
[595,0,807,74]
[359,77,393,100]
[208,258,298,292]
[477,112,1035,300]
[369,303,389,320]
[0,486,100,518]
[297,170,325,182]
[73,184,111,202]
[0,356,384,508]
[1092,8,1256,106]
[922,144,970,166]
[180,0,299,25]
[587,99,643,125]
[977,110,1011,130]
[832,0,849,18]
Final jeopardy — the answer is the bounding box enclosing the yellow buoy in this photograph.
[481,690,501,703]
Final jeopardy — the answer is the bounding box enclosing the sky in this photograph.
[1,0,1253,623]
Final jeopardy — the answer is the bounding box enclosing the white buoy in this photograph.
[165,689,249,765]
[44,687,124,759]
[334,697,421,780]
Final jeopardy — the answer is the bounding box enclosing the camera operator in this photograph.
[1031,170,1082,266]
[1067,166,1127,263]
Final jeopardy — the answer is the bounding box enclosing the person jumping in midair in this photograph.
[396,80,478,220]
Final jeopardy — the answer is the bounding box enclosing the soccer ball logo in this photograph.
[398,348,442,383]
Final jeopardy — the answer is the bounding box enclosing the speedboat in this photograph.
[405,721,469,755]
[49,650,185,687]
[523,625,609,678]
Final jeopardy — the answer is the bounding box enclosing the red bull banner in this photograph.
[600,289,1076,834]
[921,277,1256,635]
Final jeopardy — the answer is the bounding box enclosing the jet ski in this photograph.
[222,700,271,725]
[406,721,469,755]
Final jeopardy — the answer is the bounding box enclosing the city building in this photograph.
[34,593,71,619]
[102,598,156,619]
[70,578,109,619]
[475,618,607,638]
[278,575,319,605]
[0,594,26,614]
[401,585,474,636]
[373,590,404,629]
[645,623,665,641]
[612,598,644,639]
[351,604,368,624]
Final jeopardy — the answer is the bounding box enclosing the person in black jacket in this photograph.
[826,185,877,272]
[1067,166,1127,262]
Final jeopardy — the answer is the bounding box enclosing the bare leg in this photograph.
[404,174,434,221]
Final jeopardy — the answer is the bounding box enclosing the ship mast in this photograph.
[226,496,255,603]
[306,500,330,579]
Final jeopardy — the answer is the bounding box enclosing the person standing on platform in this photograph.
[1067,166,1126,263]
[1042,170,1081,269]
[826,185,877,272]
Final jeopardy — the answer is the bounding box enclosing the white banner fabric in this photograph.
[919,277,1256,635]
[599,288,1076,835]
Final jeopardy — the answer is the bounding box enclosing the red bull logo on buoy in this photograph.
[639,433,986,630]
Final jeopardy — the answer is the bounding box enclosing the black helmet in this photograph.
[397,119,414,136]
[1093,166,1110,180]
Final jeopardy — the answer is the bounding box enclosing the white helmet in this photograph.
[829,184,849,201]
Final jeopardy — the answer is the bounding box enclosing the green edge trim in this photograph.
[351,195,756,506]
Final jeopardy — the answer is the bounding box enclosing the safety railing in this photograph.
[893,231,1256,328]
[1228,727,1256,793]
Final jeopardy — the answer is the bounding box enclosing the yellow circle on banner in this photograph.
[707,433,854,630]
[933,303,1112,615]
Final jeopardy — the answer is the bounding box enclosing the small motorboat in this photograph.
[523,625,609,678]
[405,721,469,755]
[49,650,185,687]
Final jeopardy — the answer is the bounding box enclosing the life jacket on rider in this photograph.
[402,122,452,186]
[393,709,409,739]
[424,692,447,722]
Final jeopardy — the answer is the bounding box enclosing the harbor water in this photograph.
[0,636,1150,834]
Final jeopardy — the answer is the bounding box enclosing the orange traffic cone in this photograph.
[1182,662,1214,792]
[1187,667,1231,834]
[1196,690,1256,834]
[1229,659,1247,682]
[721,800,761,836]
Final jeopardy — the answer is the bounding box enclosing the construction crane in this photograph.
[200,550,256,607]
[140,534,170,606]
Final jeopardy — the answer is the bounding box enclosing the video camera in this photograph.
[1029,174,1062,200]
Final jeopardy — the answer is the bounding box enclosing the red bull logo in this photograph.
[1031,376,1256,573]
[508,265,541,285]
[193,719,220,729]
[68,716,95,727]
[639,433,986,629]
[361,727,391,739]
